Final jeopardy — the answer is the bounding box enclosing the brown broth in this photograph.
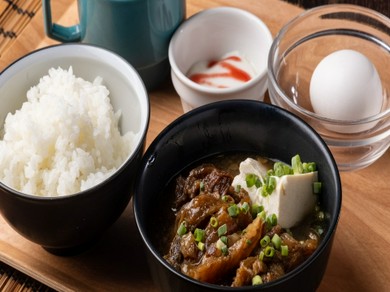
[154,152,327,257]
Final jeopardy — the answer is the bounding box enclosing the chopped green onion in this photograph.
[216,238,225,250]
[246,173,262,188]
[197,241,205,251]
[210,216,218,228]
[222,195,235,204]
[228,204,240,217]
[267,176,277,194]
[251,204,264,217]
[246,239,252,245]
[313,181,322,194]
[271,233,281,250]
[303,162,317,173]
[266,214,278,227]
[194,228,205,242]
[291,154,303,174]
[260,175,277,197]
[221,245,228,256]
[216,238,229,255]
[261,185,270,197]
[264,246,275,257]
[235,184,241,192]
[281,245,289,256]
[241,202,250,214]
[177,221,187,236]
[252,275,263,286]
[260,235,270,247]
[258,251,265,261]
[218,223,228,237]
[199,180,205,192]
[257,210,266,221]
[273,161,293,177]
[220,235,228,245]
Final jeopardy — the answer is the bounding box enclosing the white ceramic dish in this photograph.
[169,7,273,112]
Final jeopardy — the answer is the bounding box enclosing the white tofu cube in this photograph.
[232,158,318,228]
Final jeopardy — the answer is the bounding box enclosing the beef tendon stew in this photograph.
[163,154,327,287]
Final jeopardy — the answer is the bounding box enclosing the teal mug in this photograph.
[43,0,186,90]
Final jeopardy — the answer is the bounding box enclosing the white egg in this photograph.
[310,49,383,133]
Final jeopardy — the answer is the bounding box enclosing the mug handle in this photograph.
[43,0,81,42]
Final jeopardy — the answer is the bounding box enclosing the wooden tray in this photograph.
[0,0,389,291]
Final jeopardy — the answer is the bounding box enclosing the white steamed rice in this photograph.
[0,66,139,197]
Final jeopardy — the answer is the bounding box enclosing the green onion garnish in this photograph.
[281,245,289,256]
[221,245,228,256]
[222,195,235,204]
[252,275,263,286]
[220,235,228,245]
[228,204,240,217]
[245,173,262,188]
[273,161,293,177]
[194,228,205,242]
[261,186,269,197]
[241,202,250,214]
[259,251,265,261]
[266,213,278,227]
[216,238,225,250]
[313,181,322,194]
[271,233,281,250]
[303,162,317,173]
[291,154,303,174]
[264,246,275,257]
[260,235,270,247]
[251,204,264,217]
[218,224,227,237]
[197,241,205,251]
[177,221,187,236]
[257,210,266,221]
[210,216,218,228]
[199,180,205,192]
[267,176,277,194]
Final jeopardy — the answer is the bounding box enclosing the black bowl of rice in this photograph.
[0,44,149,254]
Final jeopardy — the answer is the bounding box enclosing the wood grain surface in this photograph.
[0,0,389,291]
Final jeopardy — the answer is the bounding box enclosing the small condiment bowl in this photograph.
[268,4,390,171]
[0,44,149,254]
[169,7,273,112]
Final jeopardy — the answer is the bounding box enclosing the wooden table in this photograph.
[0,0,389,291]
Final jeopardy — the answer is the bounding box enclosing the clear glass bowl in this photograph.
[268,4,390,171]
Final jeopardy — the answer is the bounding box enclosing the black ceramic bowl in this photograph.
[134,100,341,291]
[0,44,150,254]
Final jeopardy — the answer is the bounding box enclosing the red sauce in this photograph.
[189,56,252,88]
